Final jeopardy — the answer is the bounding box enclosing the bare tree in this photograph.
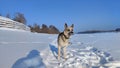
[13,12,27,24]
[41,24,49,33]
[33,23,40,32]
[49,25,60,34]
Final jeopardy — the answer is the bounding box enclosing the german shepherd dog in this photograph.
[57,23,74,60]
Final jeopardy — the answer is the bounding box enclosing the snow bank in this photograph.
[12,50,46,68]
[0,16,30,31]
[0,27,30,32]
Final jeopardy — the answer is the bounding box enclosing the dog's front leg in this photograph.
[63,47,67,60]
[58,45,61,60]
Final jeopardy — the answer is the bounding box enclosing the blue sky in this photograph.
[0,0,120,32]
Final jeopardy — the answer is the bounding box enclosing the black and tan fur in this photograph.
[57,23,74,60]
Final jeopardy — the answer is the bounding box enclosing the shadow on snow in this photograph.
[12,50,46,68]
[49,44,58,59]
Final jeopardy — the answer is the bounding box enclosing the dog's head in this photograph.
[63,23,74,38]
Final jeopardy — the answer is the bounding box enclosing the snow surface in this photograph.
[0,29,120,68]
[0,16,30,31]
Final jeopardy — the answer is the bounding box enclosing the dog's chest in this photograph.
[59,38,69,47]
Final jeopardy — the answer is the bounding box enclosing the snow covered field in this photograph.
[0,28,120,68]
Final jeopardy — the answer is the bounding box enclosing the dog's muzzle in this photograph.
[69,32,74,35]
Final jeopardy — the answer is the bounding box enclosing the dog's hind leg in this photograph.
[58,45,61,60]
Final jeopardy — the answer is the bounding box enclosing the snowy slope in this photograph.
[0,16,30,31]
[0,29,120,68]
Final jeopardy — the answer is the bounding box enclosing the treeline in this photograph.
[78,28,120,34]
[28,24,60,34]
[0,12,60,34]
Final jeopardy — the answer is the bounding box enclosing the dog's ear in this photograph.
[64,23,68,28]
[71,24,74,28]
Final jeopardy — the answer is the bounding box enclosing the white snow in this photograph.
[0,16,30,31]
[0,29,120,68]
[0,27,30,32]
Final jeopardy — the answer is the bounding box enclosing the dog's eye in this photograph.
[67,29,70,31]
